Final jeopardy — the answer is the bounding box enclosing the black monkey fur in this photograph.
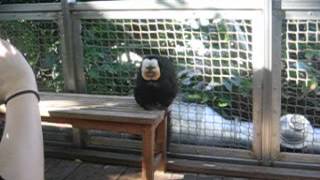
[134,55,178,110]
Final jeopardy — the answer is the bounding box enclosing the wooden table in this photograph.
[0,92,167,180]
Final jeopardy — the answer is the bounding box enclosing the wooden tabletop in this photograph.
[0,92,166,125]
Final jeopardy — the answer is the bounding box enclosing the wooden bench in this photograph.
[0,92,168,180]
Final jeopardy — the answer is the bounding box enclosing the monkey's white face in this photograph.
[141,58,161,81]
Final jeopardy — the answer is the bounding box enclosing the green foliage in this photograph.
[0,20,63,92]
[283,61,320,98]
[82,20,137,95]
[178,69,252,109]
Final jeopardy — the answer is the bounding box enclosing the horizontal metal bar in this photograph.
[0,3,61,13]
[285,11,320,19]
[71,0,264,11]
[0,12,59,20]
[282,0,320,10]
[73,10,262,20]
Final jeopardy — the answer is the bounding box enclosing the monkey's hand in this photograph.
[0,39,38,104]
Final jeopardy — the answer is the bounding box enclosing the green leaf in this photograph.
[307,78,318,91]
[185,93,202,103]
[216,97,230,108]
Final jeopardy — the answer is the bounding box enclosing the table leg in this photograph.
[156,115,167,172]
[142,126,155,180]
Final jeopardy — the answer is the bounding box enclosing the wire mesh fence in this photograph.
[0,20,64,92]
[281,19,320,154]
[81,18,253,150]
[0,20,69,144]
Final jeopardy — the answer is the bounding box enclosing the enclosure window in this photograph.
[81,18,253,150]
[281,19,320,154]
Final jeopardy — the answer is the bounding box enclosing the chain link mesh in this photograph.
[0,20,63,92]
[82,18,253,150]
[0,20,67,144]
[281,19,320,154]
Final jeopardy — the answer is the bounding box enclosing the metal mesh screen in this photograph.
[82,18,253,150]
[0,20,64,92]
[281,19,320,154]
[0,20,69,144]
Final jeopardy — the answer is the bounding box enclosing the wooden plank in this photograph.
[3,92,165,122]
[72,128,82,147]
[72,16,87,93]
[42,118,146,135]
[47,109,164,124]
[282,0,320,10]
[45,146,141,167]
[278,152,320,165]
[223,178,248,180]
[197,174,222,180]
[169,144,256,164]
[74,10,260,20]
[154,171,172,180]
[45,159,81,180]
[45,158,62,172]
[86,136,142,152]
[269,0,282,162]
[71,0,264,11]
[40,92,134,100]
[44,131,72,142]
[0,3,61,13]
[259,0,282,165]
[169,173,184,180]
[43,128,72,135]
[44,158,251,180]
[284,11,320,19]
[42,125,72,132]
[59,0,77,92]
[0,92,166,125]
[101,165,127,180]
[44,146,320,179]
[167,158,320,180]
[156,114,167,171]
[65,163,103,180]
[142,126,155,180]
[65,163,127,180]
[44,141,74,147]
[51,137,258,167]
[251,11,264,162]
[181,173,197,180]
[153,153,162,170]
[273,160,320,171]
[0,12,58,20]
[118,167,141,180]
